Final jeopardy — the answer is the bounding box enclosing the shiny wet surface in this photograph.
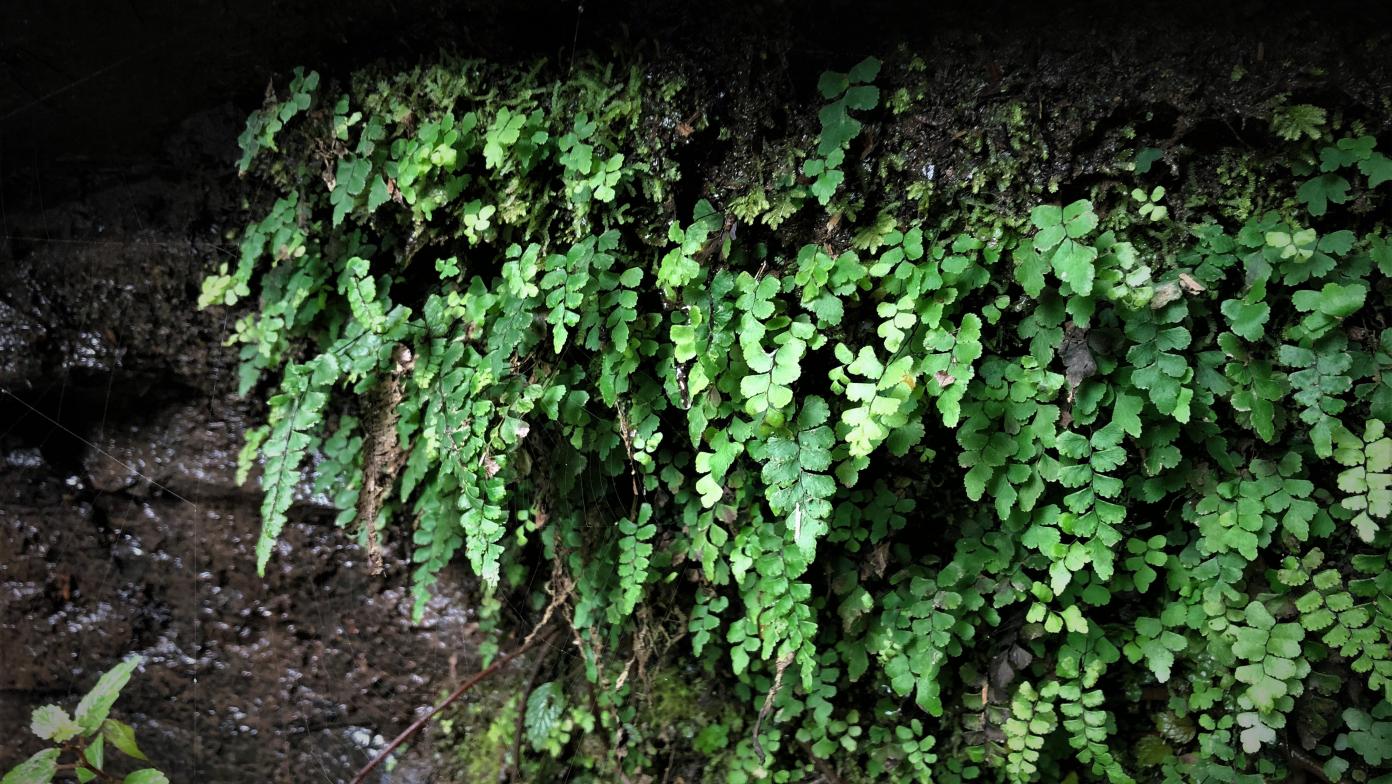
[0,152,479,781]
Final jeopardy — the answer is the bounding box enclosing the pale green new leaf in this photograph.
[2,749,60,784]
[102,719,148,761]
[525,681,566,750]
[29,705,81,743]
[75,656,144,734]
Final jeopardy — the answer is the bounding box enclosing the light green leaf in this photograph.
[1052,239,1098,295]
[847,56,881,84]
[82,736,103,782]
[1243,601,1276,631]
[1031,204,1062,230]
[30,705,81,742]
[2,750,60,784]
[1296,174,1350,217]
[1221,299,1270,341]
[102,720,148,761]
[1112,392,1144,437]
[1237,714,1276,752]
[1359,153,1392,188]
[1062,199,1098,238]
[75,656,144,734]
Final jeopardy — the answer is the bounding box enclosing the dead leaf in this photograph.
[992,655,1017,690]
[1059,323,1097,401]
[860,541,890,581]
[1008,644,1033,670]
[1150,281,1183,309]
[1178,272,1205,293]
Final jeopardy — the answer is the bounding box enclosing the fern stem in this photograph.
[348,621,561,784]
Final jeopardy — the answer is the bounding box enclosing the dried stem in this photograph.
[348,581,568,784]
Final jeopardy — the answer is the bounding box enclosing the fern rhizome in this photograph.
[206,52,1392,782]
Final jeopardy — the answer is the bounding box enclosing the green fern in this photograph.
[761,396,836,557]
[256,358,334,575]
[612,503,656,621]
[209,53,1392,783]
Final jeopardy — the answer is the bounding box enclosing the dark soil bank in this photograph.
[3,1,1392,781]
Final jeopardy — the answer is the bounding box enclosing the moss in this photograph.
[640,666,710,739]
[1171,147,1306,230]
[607,664,750,782]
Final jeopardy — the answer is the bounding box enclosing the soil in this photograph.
[3,1,1392,781]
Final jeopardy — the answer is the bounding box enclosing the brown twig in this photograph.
[348,584,569,784]
[347,627,554,784]
[507,636,558,783]
[1285,743,1333,784]
[57,740,120,783]
[615,403,641,518]
[751,651,795,762]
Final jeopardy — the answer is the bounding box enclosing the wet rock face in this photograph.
[0,114,242,394]
[0,117,478,781]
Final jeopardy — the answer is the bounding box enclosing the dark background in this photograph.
[7,0,1392,208]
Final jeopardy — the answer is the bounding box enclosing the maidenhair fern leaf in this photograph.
[237,68,319,172]
[525,681,566,751]
[342,256,387,333]
[215,53,1392,784]
[1335,419,1392,542]
[761,397,836,557]
[460,466,508,585]
[612,503,656,621]
[541,246,591,354]
[657,199,720,294]
[409,477,464,620]
[740,331,807,418]
[804,57,880,205]
[256,357,335,575]
[835,344,915,457]
[920,314,984,427]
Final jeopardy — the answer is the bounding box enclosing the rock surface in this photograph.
[0,110,481,781]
